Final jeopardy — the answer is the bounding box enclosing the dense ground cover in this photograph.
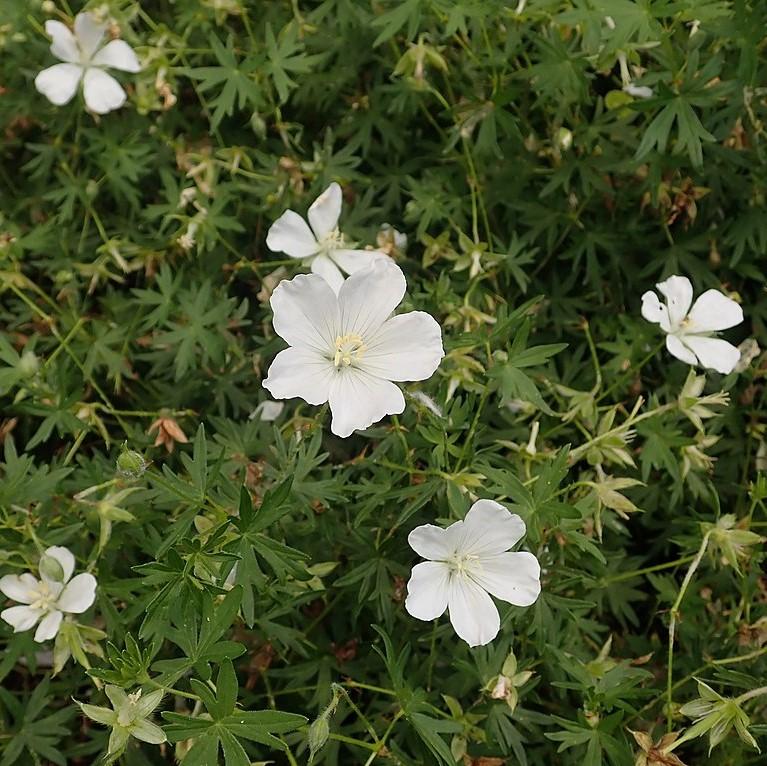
[1,1,766,764]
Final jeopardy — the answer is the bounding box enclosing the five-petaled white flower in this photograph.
[641,275,744,374]
[263,259,444,437]
[266,182,391,294]
[0,546,97,642]
[405,500,541,647]
[35,12,141,114]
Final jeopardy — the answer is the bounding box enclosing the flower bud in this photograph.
[307,716,330,763]
[18,350,39,378]
[39,554,66,582]
[116,442,147,478]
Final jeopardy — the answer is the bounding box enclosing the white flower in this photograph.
[35,12,141,114]
[0,546,97,642]
[405,500,541,647]
[263,259,444,438]
[641,275,744,374]
[266,183,391,293]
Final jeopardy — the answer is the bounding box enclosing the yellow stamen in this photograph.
[333,334,366,368]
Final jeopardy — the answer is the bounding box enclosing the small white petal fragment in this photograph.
[641,274,744,374]
[405,499,541,647]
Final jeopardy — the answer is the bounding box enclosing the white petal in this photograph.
[252,400,284,422]
[133,687,166,718]
[262,347,334,405]
[328,368,405,437]
[44,20,79,63]
[0,574,40,604]
[1,605,43,632]
[640,291,671,333]
[458,500,527,556]
[92,40,141,72]
[83,68,126,114]
[56,573,97,613]
[331,248,390,276]
[266,210,318,258]
[681,336,741,374]
[408,524,451,560]
[35,63,83,106]
[338,260,406,339]
[686,290,744,333]
[131,720,167,745]
[310,254,346,295]
[624,84,653,99]
[470,552,541,607]
[42,546,75,583]
[270,272,340,351]
[447,576,500,647]
[34,609,63,642]
[362,312,444,382]
[656,275,693,327]
[405,562,450,621]
[666,334,698,366]
[307,183,342,240]
[74,12,107,58]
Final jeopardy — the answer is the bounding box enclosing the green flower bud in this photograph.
[18,350,39,378]
[116,442,147,479]
[39,554,65,582]
[307,716,330,763]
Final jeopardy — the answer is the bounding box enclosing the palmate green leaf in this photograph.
[263,23,324,103]
[635,96,715,167]
[163,660,306,764]
[184,35,261,129]
[0,677,73,766]
[372,0,423,46]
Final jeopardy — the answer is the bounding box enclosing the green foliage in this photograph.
[1,0,767,765]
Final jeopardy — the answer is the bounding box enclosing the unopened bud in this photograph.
[116,442,147,478]
[18,350,39,378]
[307,716,330,763]
[39,554,65,582]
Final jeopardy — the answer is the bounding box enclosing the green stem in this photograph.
[666,531,711,730]
[602,554,697,584]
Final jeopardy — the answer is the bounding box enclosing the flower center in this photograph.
[447,552,478,575]
[318,229,343,254]
[333,334,366,368]
[29,582,57,611]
